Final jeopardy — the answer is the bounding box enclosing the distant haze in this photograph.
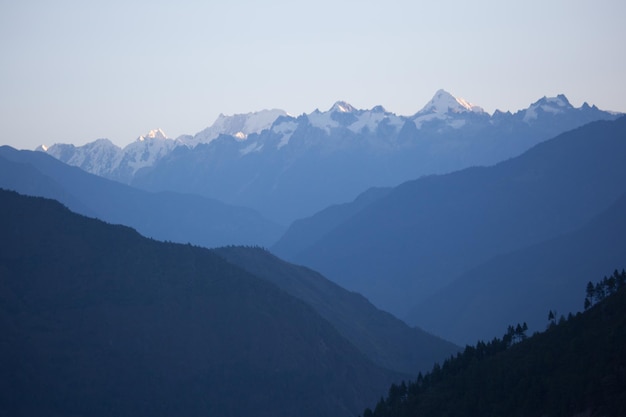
[1,0,625,150]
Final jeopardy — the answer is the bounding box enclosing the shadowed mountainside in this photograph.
[0,189,396,417]
[215,246,459,375]
[408,191,626,345]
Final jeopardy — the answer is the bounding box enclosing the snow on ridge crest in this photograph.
[410,89,486,129]
[138,128,168,141]
[330,101,356,113]
[418,89,485,115]
[523,94,573,122]
[37,90,616,182]
[273,120,299,149]
[187,109,288,146]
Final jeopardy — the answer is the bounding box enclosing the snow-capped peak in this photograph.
[330,101,356,113]
[523,94,573,122]
[532,94,572,109]
[417,89,485,115]
[186,109,287,146]
[138,128,168,141]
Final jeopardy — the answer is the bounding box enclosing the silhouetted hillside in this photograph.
[279,117,626,319]
[0,146,283,248]
[215,246,459,375]
[363,273,626,417]
[0,189,396,417]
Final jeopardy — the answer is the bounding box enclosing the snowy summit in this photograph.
[330,101,356,113]
[138,128,168,141]
[418,89,485,115]
[186,109,288,146]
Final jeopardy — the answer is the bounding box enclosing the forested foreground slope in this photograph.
[363,272,626,417]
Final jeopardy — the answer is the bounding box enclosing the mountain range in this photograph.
[0,143,460,375]
[1,142,462,369]
[39,90,619,224]
[273,116,626,343]
[3,89,626,414]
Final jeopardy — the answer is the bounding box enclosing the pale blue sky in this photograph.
[1,0,625,149]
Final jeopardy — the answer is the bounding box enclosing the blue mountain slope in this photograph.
[282,117,626,319]
[215,245,459,375]
[0,146,283,248]
[408,191,626,345]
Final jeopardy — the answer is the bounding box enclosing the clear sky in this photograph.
[1,0,625,150]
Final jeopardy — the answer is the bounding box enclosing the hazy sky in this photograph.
[1,0,625,150]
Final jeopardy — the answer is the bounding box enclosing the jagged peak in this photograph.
[523,94,575,123]
[88,138,118,148]
[210,109,287,134]
[183,109,288,147]
[138,128,168,142]
[330,101,356,113]
[371,105,387,113]
[417,89,485,115]
[531,94,573,108]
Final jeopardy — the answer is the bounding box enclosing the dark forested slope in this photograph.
[363,272,626,417]
[0,189,395,417]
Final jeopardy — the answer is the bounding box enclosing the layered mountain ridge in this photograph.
[214,246,459,374]
[0,146,284,248]
[273,116,626,338]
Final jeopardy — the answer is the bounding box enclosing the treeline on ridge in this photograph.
[363,270,626,417]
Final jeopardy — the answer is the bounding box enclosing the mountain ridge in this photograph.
[408,190,626,345]
[37,89,619,225]
[214,245,459,375]
[0,146,284,248]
